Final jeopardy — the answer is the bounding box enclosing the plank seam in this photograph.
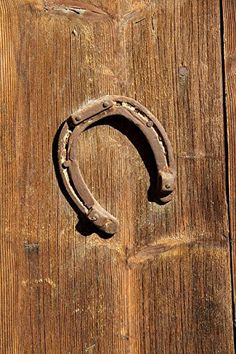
[219,0,236,346]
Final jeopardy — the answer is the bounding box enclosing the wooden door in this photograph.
[0,1,235,353]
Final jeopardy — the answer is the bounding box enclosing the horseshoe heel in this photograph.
[57,96,176,235]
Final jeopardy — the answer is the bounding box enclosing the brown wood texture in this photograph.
[222,0,236,335]
[0,0,234,353]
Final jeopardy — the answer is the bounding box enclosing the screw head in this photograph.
[165,184,171,190]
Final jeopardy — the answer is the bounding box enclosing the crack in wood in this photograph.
[44,0,112,20]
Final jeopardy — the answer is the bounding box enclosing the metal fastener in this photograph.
[103,101,110,108]
[75,115,81,121]
[62,160,71,168]
[146,120,153,127]
[89,212,99,221]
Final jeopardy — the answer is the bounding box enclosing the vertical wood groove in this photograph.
[222,0,236,346]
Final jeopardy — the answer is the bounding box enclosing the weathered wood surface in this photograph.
[222,0,236,336]
[0,0,234,353]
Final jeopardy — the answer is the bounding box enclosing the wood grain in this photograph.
[222,0,236,335]
[0,0,234,353]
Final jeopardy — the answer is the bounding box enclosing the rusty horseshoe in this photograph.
[57,96,176,235]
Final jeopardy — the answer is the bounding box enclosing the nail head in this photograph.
[103,101,110,108]
[146,120,153,127]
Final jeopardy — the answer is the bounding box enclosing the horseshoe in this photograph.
[57,96,176,235]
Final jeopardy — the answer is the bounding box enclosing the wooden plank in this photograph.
[222,0,236,330]
[0,2,22,352]
[0,0,234,353]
